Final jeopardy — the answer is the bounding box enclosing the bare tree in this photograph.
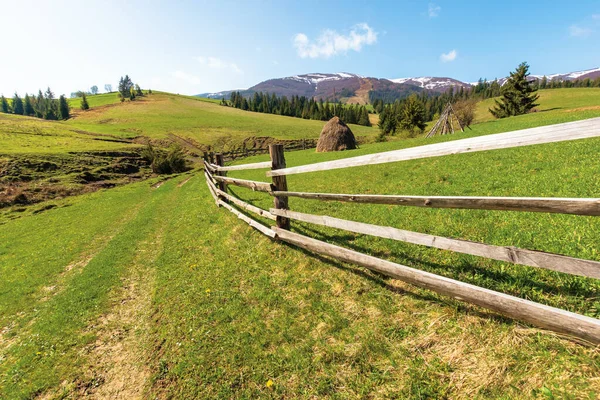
[453,99,477,128]
[104,84,112,93]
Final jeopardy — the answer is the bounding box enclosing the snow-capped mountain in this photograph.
[389,77,471,91]
[495,67,600,86]
[196,67,599,102]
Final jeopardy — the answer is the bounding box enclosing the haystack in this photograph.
[316,117,357,152]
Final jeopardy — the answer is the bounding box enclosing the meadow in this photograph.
[1,88,600,398]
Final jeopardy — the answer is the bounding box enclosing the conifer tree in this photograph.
[0,95,9,113]
[34,90,45,118]
[58,95,70,119]
[490,62,539,118]
[118,75,134,99]
[43,87,58,120]
[80,93,90,110]
[398,95,426,134]
[23,94,34,116]
[135,84,143,96]
[12,93,24,115]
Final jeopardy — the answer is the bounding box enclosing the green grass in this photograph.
[1,87,600,398]
[65,92,377,149]
[67,92,124,109]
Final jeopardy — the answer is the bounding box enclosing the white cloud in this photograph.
[428,3,441,18]
[293,23,377,59]
[569,24,593,37]
[196,56,243,74]
[172,70,201,85]
[440,49,457,62]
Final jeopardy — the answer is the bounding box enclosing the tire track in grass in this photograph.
[78,178,184,399]
[0,194,147,354]
[0,176,187,399]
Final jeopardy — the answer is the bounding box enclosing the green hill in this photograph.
[1,88,600,398]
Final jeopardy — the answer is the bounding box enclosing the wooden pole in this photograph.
[215,153,227,196]
[269,144,290,230]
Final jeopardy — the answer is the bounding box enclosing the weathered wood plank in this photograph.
[219,200,277,238]
[272,227,600,344]
[271,209,600,279]
[270,191,600,217]
[215,188,276,220]
[204,172,220,205]
[204,160,218,173]
[215,161,272,172]
[212,175,273,192]
[267,117,600,176]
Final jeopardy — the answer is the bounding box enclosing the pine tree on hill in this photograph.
[58,95,70,120]
[24,94,34,116]
[118,75,134,100]
[34,90,45,118]
[43,88,58,120]
[399,94,426,134]
[0,95,9,113]
[490,62,539,118]
[80,93,90,110]
[12,93,24,115]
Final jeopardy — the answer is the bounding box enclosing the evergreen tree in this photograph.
[490,62,539,118]
[80,93,90,110]
[12,93,24,115]
[23,94,34,116]
[58,95,70,119]
[358,107,371,126]
[398,95,426,134]
[44,87,58,120]
[34,90,45,118]
[0,95,9,113]
[135,84,143,96]
[118,75,134,99]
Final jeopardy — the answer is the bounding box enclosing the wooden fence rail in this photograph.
[270,191,600,216]
[270,208,600,279]
[267,117,600,177]
[203,117,600,344]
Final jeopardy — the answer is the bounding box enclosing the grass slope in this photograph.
[1,87,600,398]
[66,92,377,149]
[1,173,599,399]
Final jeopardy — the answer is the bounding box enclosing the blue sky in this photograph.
[1,0,599,96]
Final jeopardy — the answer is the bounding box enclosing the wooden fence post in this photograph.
[215,153,227,197]
[269,144,290,230]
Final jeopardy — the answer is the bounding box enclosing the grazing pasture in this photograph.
[1,88,600,398]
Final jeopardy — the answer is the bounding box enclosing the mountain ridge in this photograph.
[197,67,600,103]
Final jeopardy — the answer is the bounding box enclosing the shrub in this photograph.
[141,144,188,174]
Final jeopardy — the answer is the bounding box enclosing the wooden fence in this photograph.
[203,117,600,344]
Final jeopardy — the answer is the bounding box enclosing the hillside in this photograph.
[2,87,600,398]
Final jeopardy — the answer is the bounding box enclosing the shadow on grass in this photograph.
[291,225,600,302]
[276,237,516,327]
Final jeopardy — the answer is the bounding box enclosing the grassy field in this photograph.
[1,88,600,398]
[66,92,377,150]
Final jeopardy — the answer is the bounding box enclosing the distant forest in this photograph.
[225,92,372,126]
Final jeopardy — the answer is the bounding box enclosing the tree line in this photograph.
[377,62,542,138]
[225,91,372,126]
[1,88,70,120]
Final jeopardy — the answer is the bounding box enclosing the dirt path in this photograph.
[78,221,167,398]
